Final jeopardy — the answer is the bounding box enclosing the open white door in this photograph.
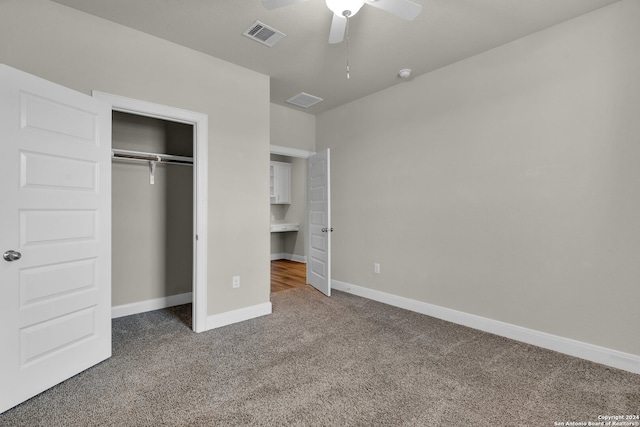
[0,65,112,413]
[307,149,331,296]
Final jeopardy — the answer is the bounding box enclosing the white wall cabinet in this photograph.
[270,161,291,204]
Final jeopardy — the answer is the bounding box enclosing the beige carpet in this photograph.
[2,287,639,426]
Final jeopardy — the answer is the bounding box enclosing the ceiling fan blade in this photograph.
[328,13,347,44]
[261,0,307,10]
[366,0,422,20]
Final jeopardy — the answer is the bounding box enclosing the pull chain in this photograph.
[345,15,350,79]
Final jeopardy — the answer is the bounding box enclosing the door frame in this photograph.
[270,145,315,160]
[94,91,208,333]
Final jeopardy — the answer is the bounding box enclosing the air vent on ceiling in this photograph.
[243,20,286,47]
[286,92,324,109]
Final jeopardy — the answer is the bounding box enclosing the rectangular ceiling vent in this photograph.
[286,92,324,109]
[243,21,286,47]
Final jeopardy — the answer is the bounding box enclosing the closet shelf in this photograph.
[112,148,193,166]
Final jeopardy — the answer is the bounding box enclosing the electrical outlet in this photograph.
[232,275,240,288]
[374,263,380,274]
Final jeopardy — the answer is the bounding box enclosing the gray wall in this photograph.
[317,0,640,357]
[0,0,271,316]
[112,112,193,306]
[270,103,315,151]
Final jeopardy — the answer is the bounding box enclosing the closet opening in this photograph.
[112,112,194,326]
[94,91,209,333]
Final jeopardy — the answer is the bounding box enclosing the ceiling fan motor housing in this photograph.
[325,0,365,17]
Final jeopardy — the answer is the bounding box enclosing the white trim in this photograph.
[270,253,307,263]
[111,292,193,319]
[289,254,307,263]
[332,280,640,375]
[270,144,315,159]
[271,252,286,261]
[93,91,209,333]
[206,302,272,330]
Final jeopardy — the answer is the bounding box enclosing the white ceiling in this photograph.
[50,0,620,114]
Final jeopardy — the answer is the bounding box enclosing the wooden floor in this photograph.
[271,259,308,293]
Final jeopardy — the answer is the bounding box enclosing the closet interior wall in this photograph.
[112,111,194,307]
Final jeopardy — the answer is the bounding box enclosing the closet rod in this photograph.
[112,148,193,166]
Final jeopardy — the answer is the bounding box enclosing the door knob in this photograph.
[3,250,22,262]
[321,228,334,233]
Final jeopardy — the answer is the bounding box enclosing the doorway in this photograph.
[270,152,307,294]
[111,111,193,323]
[93,91,209,332]
[269,147,310,293]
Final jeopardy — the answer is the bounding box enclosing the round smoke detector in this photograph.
[398,68,412,78]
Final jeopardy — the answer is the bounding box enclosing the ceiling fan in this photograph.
[261,0,423,44]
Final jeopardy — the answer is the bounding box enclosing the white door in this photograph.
[0,65,112,413]
[307,149,331,296]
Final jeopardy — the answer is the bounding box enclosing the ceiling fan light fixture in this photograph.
[325,0,365,17]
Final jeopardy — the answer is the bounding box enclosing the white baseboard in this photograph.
[112,292,193,319]
[206,302,272,330]
[332,280,640,375]
[270,253,307,263]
